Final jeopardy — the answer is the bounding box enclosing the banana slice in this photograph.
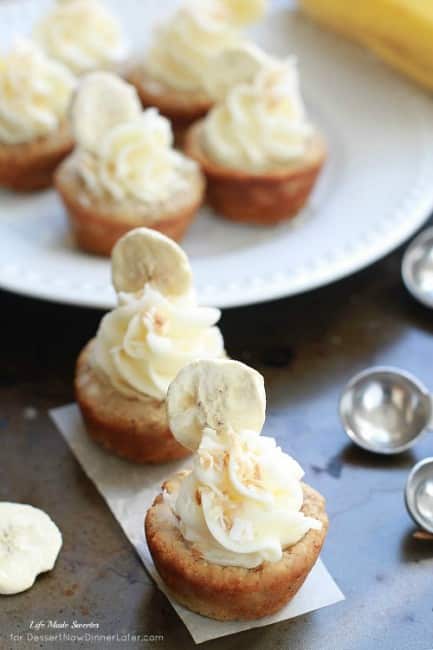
[167,359,266,451]
[111,227,193,297]
[71,71,141,153]
[222,0,268,25]
[0,503,62,595]
[205,43,275,100]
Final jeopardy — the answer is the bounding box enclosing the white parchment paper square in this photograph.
[50,404,344,644]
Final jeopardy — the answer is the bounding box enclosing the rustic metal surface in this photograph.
[1,237,433,650]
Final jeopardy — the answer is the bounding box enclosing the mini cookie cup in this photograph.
[146,472,328,620]
[184,121,327,225]
[55,155,205,256]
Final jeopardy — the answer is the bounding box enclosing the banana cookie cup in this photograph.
[185,49,326,225]
[75,227,225,463]
[55,72,204,255]
[0,39,76,192]
[146,359,328,620]
[126,0,267,141]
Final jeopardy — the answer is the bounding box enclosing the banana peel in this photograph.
[299,0,433,91]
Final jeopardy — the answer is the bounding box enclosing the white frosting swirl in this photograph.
[146,1,242,93]
[0,40,75,145]
[203,59,314,171]
[76,108,197,203]
[166,427,321,568]
[93,286,224,401]
[34,0,126,75]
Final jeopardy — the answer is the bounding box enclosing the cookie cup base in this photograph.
[0,124,73,192]
[75,341,190,464]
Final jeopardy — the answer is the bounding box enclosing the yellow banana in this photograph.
[299,0,433,91]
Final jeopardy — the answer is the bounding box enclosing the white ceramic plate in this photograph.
[1,0,433,309]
